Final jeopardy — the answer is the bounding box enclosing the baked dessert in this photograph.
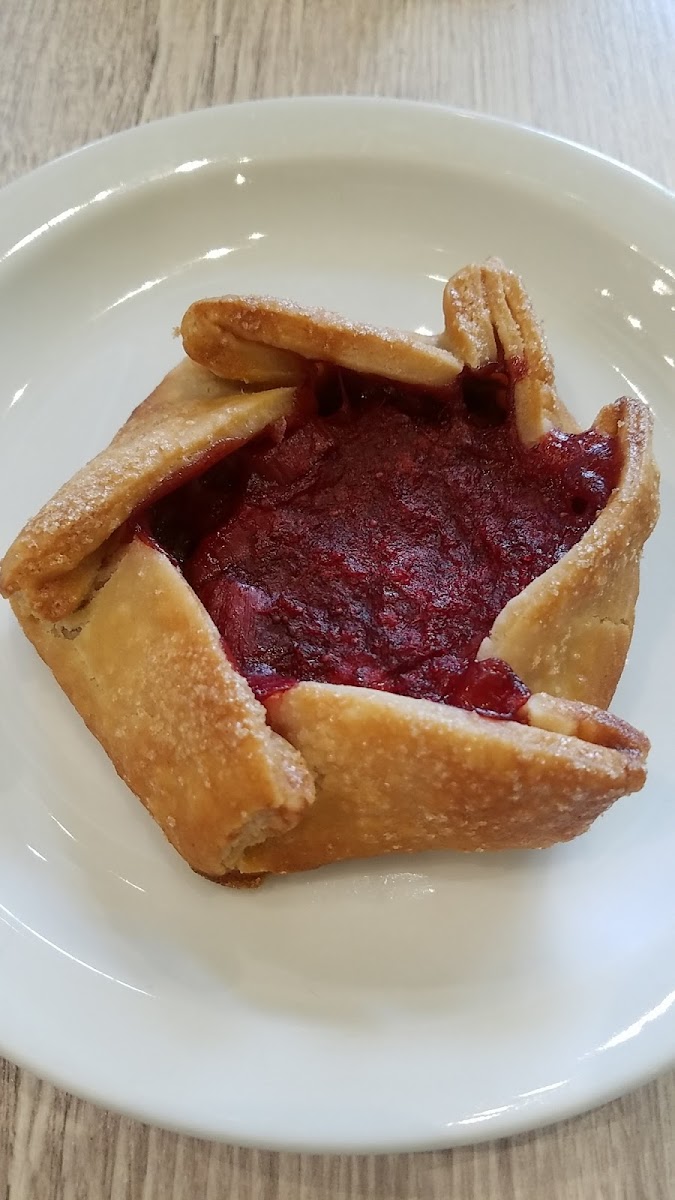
[0,260,659,884]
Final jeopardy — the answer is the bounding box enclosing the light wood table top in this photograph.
[0,1,674,1196]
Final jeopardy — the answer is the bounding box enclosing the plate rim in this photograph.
[1,96,673,263]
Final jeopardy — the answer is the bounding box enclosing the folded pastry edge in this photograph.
[477,396,660,707]
[10,538,316,878]
[222,682,649,879]
[0,359,299,610]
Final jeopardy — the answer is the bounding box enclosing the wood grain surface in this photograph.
[0,1,674,1197]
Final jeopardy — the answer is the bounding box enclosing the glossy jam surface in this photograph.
[148,366,620,715]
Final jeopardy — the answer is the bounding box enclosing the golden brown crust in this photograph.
[181,296,466,388]
[0,359,297,610]
[183,260,578,444]
[229,683,647,876]
[12,538,315,876]
[520,692,649,753]
[180,307,308,386]
[477,398,659,707]
[439,258,578,443]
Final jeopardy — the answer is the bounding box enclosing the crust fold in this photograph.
[182,295,465,388]
[11,539,315,876]
[477,398,659,707]
[0,359,296,611]
[439,258,578,443]
[228,684,648,876]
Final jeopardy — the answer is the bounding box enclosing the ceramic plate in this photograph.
[0,98,673,1152]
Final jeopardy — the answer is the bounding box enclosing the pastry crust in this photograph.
[0,359,297,614]
[0,260,659,881]
[477,397,658,706]
[438,259,578,443]
[11,538,314,876]
[230,684,647,875]
[181,296,465,389]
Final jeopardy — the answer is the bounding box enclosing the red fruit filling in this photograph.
[144,363,620,717]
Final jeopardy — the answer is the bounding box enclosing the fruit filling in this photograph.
[145,363,620,717]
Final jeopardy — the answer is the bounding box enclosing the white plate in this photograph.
[0,98,674,1153]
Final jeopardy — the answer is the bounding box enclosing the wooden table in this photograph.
[0,1,674,1196]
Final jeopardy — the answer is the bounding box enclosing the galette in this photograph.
[0,259,659,884]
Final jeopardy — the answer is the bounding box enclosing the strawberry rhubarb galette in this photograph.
[0,260,659,884]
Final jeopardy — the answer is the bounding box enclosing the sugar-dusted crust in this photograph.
[228,684,647,876]
[477,398,659,707]
[439,259,578,443]
[183,258,578,443]
[0,358,297,616]
[181,297,466,388]
[0,259,659,881]
[11,538,315,876]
